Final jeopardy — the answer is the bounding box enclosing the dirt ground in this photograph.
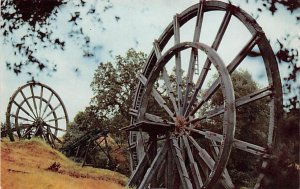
[1,138,128,189]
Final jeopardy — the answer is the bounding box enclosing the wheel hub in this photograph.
[34,117,44,127]
[175,116,187,135]
[33,118,45,136]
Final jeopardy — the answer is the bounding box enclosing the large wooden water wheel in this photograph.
[5,82,69,148]
[124,1,282,188]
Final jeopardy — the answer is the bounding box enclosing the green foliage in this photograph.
[62,49,146,174]
[62,106,103,147]
[260,109,300,189]
[61,106,111,169]
[90,48,147,140]
[205,70,269,187]
[210,70,268,143]
[1,122,7,137]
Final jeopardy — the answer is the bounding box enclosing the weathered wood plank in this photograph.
[189,33,259,117]
[182,136,203,188]
[139,74,176,120]
[121,120,173,133]
[173,14,183,115]
[183,0,205,113]
[184,9,232,116]
[138,143,169,189]
[127,140,157,187]
[170,137,193,189]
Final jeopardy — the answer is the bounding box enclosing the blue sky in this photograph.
[1,0,299,123]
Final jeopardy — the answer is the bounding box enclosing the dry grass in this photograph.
[1,138,128,189]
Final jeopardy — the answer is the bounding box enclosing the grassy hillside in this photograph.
[1,138,128,189]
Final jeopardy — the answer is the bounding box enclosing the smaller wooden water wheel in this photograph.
[5,82,69,148]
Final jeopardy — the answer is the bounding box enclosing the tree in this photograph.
[61,49,147,174]
[260,108,299,189]
[90,48,147,140]
[202,70,269,187]
[62,106,103,147]
[61,107,117,171]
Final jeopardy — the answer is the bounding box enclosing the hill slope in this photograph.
[1,138,127,189]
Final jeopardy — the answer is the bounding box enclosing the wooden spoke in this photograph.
[170,137,193,189]
[45,116,66,123]
[13,101,35,120]
[139,74,175,120]
[210,140,234,189]
[235,86,272,106]
[211,10,232,49]
[183,0,205,113]
[156,158,166,186]
[222,170,234,189]
[189,33,260,117]
[188,135,234,188]
[193,150,210,179]
[233,138,269,157]
[39,86,43,117]
[182,135,203,188]
[188,135,214,170]
[186,127,268,157]
[190,86,273,122]
[179,136,186,162]
[193,0,205,42]
[183,48,197,113]
[44,122,66,132]
[162,68,179,115]
[43,103,61,120]
[20,90,37,118]
[227,32,260,74]
[184,10,232,116]
[41,92,54,118]
[30,84,39,117]
[154,40,179,115]
[173,14,184,115]
[138,143,169,189]
[10,114,34,122]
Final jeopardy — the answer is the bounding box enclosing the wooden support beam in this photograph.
[166,150,175,189]
[182,136,203,188]
[127,152,150,187]
[169,137,193,189]
[121,120,173,133]
[138,143,169,189]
